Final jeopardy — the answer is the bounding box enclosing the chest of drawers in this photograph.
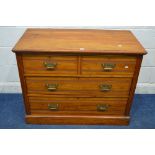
[12,29,146,125]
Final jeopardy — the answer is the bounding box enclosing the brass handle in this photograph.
[100,84,112,92]
[44,62,57,70]
[46,84,58,91]
[97,104,109,112]
[101,63,115,71]
[48,104,58,111]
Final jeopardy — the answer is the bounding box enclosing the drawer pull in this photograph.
[97,104,109,112]
[101,63,115,71]
[48,104,58,111]
[44,62,57,70]
[99,84,112,92]
[46,84,58,91]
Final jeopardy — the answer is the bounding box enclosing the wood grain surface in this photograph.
[23,54,77,75]
[26,77,132,97]
[81,55,136,76]
[29,97,127,115]
[12,29,146,54]
[26,115,130,125]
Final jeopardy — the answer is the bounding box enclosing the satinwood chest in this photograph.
[12,29,146,125]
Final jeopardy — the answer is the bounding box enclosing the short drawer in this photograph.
[29,97,127,115]
[22,54,77,75]
[26,77,132,97]
[81,55,136,77]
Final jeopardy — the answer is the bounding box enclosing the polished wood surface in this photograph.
[26,115,130,125]
[23,54,136,77]
[12,29,145,125]
[13,29,146,55]
[81,55,136,76]
[26,77,132,97]
[29,97,127,115]
[125,55,143,115]
[23,54,77,75]
[16,54,31,114]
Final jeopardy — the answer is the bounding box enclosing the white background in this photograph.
[0,0,155,154]
[0,130,155,155]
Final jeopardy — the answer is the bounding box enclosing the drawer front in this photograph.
[22,55,77,75]
[26,77,132,97]
[29,97,127,115]
[81,55,136,76]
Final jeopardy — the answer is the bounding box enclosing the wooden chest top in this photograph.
[12,29,146,55]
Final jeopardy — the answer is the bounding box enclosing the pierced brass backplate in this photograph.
[99,84,112,92]
[44,62,57,70]
[101,63,116,71]
[48,103,59,111]
[46,84,58,91]
[97,104,109,112]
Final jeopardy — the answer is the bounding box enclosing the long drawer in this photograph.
[29,97,128,115]
[22,54,77,75]
[26,77,132,97]
[81,55,136,77]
